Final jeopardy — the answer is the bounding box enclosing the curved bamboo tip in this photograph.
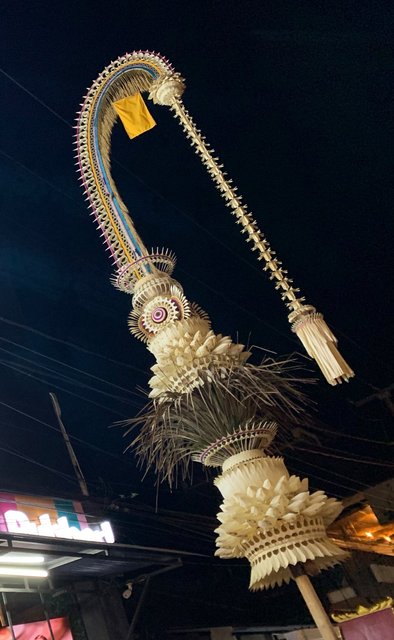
[290,309,354,385]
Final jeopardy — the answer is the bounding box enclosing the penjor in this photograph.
[75,51,350,639]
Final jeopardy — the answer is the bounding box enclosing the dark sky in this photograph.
[1,0,393,569]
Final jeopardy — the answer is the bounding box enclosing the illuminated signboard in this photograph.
[0,493,114,544]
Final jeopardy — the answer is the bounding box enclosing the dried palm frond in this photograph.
[123,357,312,486]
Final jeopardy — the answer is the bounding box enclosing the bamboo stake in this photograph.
[291,566,338,640]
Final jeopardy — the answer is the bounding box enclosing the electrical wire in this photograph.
[0,357,137,409]
[0,336,144,398]
[286,462,392,510]
[302,421,392,446]
[0,444,79,485]
[0,337,142,407]
[286,448,392,504]
[0,68,70,126]
[0,399,131,465]
[0,360,129,418]
[286,453,373,490]
[177,266,299,346]
[0,317,148,375]
[293,445,393,467]
[0,148,77,202]
[0,357,137,407]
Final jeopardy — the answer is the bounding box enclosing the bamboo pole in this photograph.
[291,567,337,640]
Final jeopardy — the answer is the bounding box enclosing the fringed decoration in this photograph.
[124,359,310,485]
[290,308,354,385]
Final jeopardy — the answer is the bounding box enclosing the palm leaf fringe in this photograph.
[123,357,312,486]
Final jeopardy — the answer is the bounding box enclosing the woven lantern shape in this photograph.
[214,450,347,590]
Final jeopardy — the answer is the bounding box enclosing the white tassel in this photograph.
[290,307,354,385]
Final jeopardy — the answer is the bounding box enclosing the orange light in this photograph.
[365,531,373,538]
[383,536,392,543]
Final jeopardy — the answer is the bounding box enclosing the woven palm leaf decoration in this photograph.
[75,51,348,591]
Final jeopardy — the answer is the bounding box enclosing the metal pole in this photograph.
[50,393,89,496]
[126,577,151,640]
[291,568,337,640]
[39,591,56,640]
[1,592,16,640]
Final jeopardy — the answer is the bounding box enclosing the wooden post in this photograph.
[291,567,337,640]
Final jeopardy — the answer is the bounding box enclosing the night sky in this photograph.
[1,1,393,629]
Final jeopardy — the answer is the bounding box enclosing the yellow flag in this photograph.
[113,93,156,139]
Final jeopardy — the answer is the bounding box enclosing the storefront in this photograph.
[0,491,183,639]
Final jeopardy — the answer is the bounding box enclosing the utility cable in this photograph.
[0,399,131,464]
[286,461,391,509]
[0,317,148,375]
[1,144,297,348]
[0,149,77,202]
[293,445,393,467]
[294,440,394,464]
[0,345,143,407]
[0,336,143,398]
[303,421,392,446]
[0,68,70,126]
[0,360,129,418]
[0,444,78,485]
[0,356,137,407]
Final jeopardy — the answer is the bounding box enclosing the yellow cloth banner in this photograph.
[113,93,156,139]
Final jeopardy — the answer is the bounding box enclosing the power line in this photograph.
[0,339,144,404]
[0,355,138,407]
[0,149,77,202]
[0,360,129,418]
[287,452,372,489]
[353,383,394,415]
[0,67,70,126]
[0,317,148,375]
[299,440,393,463]
[0,444,78,485]
[177,266,299,346]
[293,445,393,467]
[286,461,391,509]
[304,421,392,446]
[0,399,137,467]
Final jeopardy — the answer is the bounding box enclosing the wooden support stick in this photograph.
[291,567,337,640]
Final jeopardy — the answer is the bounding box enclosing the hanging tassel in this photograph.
[169,97,354,386]
[289,307,354,385]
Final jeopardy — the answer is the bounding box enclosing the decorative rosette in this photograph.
[128,288,190,342]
